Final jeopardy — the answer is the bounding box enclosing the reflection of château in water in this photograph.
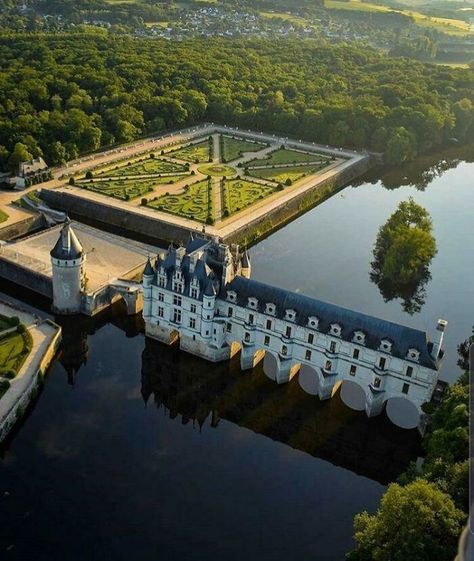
[141,337,422,485]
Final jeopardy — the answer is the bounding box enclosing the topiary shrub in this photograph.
[150,153,155,159]
[10,317,20,327]
[17,324,26,334]
[68,177,75,186]
[285,178,292,186]
[85,171,93,179]
[141,198,147,206]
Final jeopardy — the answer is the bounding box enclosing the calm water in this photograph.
[0,148,472,560]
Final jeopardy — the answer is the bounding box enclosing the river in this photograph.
[0,147,472,560]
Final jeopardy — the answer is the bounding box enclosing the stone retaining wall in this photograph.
[0,214,46,241]
[0,257,52,298]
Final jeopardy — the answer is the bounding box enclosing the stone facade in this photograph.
[143,235,446,428]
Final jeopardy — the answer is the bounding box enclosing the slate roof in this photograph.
[226,276,437,369]
[50,221,83,260]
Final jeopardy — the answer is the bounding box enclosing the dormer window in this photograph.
[190,287,199,299]
[307,316,319,329]
[227,290,237,303]
[380,339,392,353]
[285,309,296,322]
[353,331,366,345]
[330,323,342,337]
[248,297,258,310]
[265,303,276,316]
[407,348,420,362]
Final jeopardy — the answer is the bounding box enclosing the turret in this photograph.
[201,278,217,339]
[142,257,154,320]
[50,219,85,314]
[241,249,251,279]
[431,319,448,361]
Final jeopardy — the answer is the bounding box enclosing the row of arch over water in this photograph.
[230,341,422,430]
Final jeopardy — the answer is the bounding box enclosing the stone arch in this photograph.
[338,379,367,411]
[298,364,319,395]
[229,340,242,360]
[385,396,421,429]
[262,351,279,381]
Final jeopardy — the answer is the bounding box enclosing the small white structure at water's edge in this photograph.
[142,235,447,430]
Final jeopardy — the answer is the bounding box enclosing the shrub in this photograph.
[150,153,155,159]
[68,177,75,186]
[191,170,195,176]
[2,369,16,380]
[285,178,293,186]
[141,198,147,205]
[161,150,165,155]
[206,216,214,225]
[223,209,229,217]
[0,379,10,392]
[10,317,20,327]
[124,194,130,201]
[17,324,26,334]
[85,170,93,179]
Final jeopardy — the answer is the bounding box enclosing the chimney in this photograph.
[431,319,448,360]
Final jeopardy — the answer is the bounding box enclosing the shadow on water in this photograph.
[140,337,421,485]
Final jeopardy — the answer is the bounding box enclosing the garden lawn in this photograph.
[77,176,187,200]
[148,179,212,222]
[168,139,211,163]
[0,208,8,223]
[222,178,277,216]
[248,148,327,166]
[221,135,267,162]
[95,157,187,178]
[250,163,330,184]
[0,329,32,377]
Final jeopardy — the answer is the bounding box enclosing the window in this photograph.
[353,348,360,359]
[350,365,357,376]
[172,309,181,324]
[175,282,183,293]
[173,295,182,306]
[158,292,164,302]
[305,350,312,361]
[159,276,165,288]
[191,288,198,299]
[285,326,292,338]
[402,383,410,394]
[248,313,254,325]
[330,341,336,354]
[266,319,272,330]
[264,335,270,346]
[379,357,386,370]
[189,317,196,330]
[325,360,332,371]
[228,307,233,317]
[244,332,250,343]
[373,377,381,388]
[190,304,197,314]
[226,322,232,333]
[406,366,413,378]
[213,328,216,335]
[308,333,314,345]
[157,306,164,318]
[281,345,288,356]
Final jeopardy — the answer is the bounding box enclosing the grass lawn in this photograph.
[0,208,8,223]
[250,163,330,184]
[95,157,187,178]
[13,189,42,210]
[198,163,236,177]
[222,178,277,216]
[247,148,327,167]
[78,176,187,201]
[221,135,267,162]
[168,139,211,163]
[148,179,212,222]
[0,328,32,377]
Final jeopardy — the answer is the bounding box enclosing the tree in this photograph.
[49,141,67,165]
[7,142,33,173]
[385,127,417,164]
[348,480,465,561]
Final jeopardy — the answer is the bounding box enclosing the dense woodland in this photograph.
[0,33,473,171]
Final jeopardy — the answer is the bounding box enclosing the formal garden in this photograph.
[167,137,212,163]
[147,178,213,223]
[220,135,267,162]
[0,315,33,389]
[76,176,186,201]
[221,178,278,217]
[95,155,188,178]
[246,147,331,166]
[249,163,331,185]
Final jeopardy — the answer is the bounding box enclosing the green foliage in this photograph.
[348,480,465,561]
[148,179,212,222]
[370,198,437,313]
[0,35,472,172]
[7,142,32,173]
[221,135,266,162]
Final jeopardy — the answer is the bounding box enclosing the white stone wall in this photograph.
[51,256,85,314]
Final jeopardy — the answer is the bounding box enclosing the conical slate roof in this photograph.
[204,279,217,297]
[50,220,83,260]
[143,257,154,277]
[241,250,250,269]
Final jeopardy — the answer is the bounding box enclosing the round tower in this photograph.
[142,256,155,320]
[50,219,85,314]
[201,278,217,340]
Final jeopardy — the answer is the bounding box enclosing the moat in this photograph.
[0,146,472,560]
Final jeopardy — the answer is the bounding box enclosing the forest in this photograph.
[0,33,473,171]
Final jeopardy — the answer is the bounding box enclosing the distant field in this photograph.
[325,0,474,35]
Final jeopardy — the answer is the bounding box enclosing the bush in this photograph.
[161,150,165,155]
[206,216,214,225]
[85,170,93,179]
[10,317,20,327]
[68,177,75,186]
[0,379,10,392]
[0,368,16,380]
[150,153,155,159]
[223,209,229,217]
[124,194,130,201]
[141,198,147,205]
[17,324,26,334]
[285,178,293,186]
